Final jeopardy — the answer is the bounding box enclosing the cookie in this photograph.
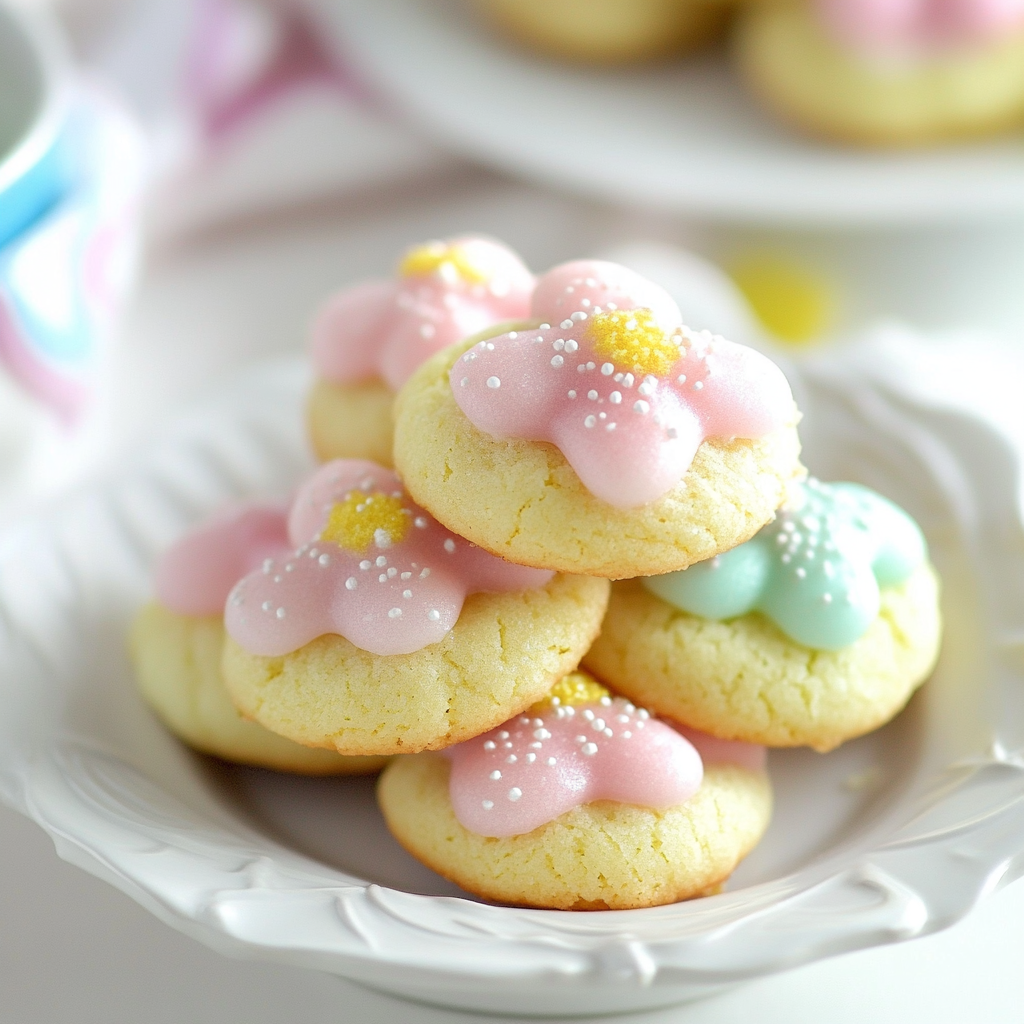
[377,676,771,910]
[736,2,1024,146]
[308,237,533,463]
[131,604,386,775]
[393,259,803,578]
[584,480,943,751]
[219,459,609,754]
[472,0,730,64]
[307,377,394,466]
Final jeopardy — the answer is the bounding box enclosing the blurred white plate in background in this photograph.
[314,0,1024,226]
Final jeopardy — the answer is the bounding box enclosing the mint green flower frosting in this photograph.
[643,479,927,650]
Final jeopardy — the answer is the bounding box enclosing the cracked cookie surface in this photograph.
[393,335,804,579]
[583,564,942,752]
[131,604,388,774]
[378,754,771,910]
[222,574,609,755]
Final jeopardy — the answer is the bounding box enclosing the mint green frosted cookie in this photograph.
[584,480,942,752]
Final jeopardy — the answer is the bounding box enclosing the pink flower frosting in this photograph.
[312,236,534,391]
[815,0,1024,51]
[449,260,794,509]
[224,460,553,657]
[155,501,292,617]
[445,696,766,838]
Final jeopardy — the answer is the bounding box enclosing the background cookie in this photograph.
[471,0,730,64]
[306,377,395,466]
[378,753,771,910]
[393,336,803,578]
[131,604,387,775]
[735,2,1024,146]
[583,564,942,752]
[223,573,610,755]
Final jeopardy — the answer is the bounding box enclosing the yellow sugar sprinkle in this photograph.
[729,254,836,346]
[398,241,490,285]
[587,308,679,378]
[530,671,610,713]
[320,491,411,553]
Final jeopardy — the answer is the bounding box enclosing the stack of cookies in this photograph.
[130,237,942,911]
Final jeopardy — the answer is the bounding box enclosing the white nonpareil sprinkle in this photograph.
[507,754,517,763]
[587,389,598,400]
[387,567,398,578]
[262,558,273,574]
[420,567,431,578]
[388,607,402,618]
[360,560,372,570]
[318,554,331,567]
[693,381,704,390]
[261,600,272,612]
[483,740,496,750]
[565,338,578,353]
[414,517,428,529]
[547,757,557,766]
[490,770,502,780]
[482,800,494,810]
[460,377,468,387]
[428,609,440,621]
[508,787,523,802]
[486,376,501,389]
[276,608,286,619]
[551,355,564,368]
[444,538,456,553]
[609,391,622,404]
[345,577,358,590]
[633,400,650,415]
[376,555,388,567]
[567,390,577,399]
[601,363,614,376]
[403,589,412,599]
[401,571,412,580]
[581,743,598,756]
[584,415,596,429]
[560,319,573,329]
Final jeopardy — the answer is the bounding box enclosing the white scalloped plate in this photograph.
[1,335,1024,1017]
[313,0,1024,226]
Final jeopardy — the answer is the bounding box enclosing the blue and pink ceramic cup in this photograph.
[0,2,143,431]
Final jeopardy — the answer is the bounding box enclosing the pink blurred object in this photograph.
[816,0,1024,51]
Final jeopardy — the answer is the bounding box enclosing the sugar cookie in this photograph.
[220,460,609,754]
[584,480,942,751]
[308,237,533,464]
[394,259,803,578]
[736,1,1024,146]
[378,675,770,909]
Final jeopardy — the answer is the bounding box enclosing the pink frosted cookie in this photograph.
[307,237,534,465]
[220,460,610,755]
[735,0,1024,146]
[378,673,772,910]
[130,501,387,775]
[394,258,804,578]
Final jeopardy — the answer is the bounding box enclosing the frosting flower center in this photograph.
[587,307,680,378]
[399,241,491,285]
[530,671,610,713]
[320,491,411,552]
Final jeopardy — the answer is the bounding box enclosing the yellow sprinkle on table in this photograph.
[588,308,679,377]
[320,491,411,553]
[399,241,491,285]
[531,671,611,713]
[729,254,836,346]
